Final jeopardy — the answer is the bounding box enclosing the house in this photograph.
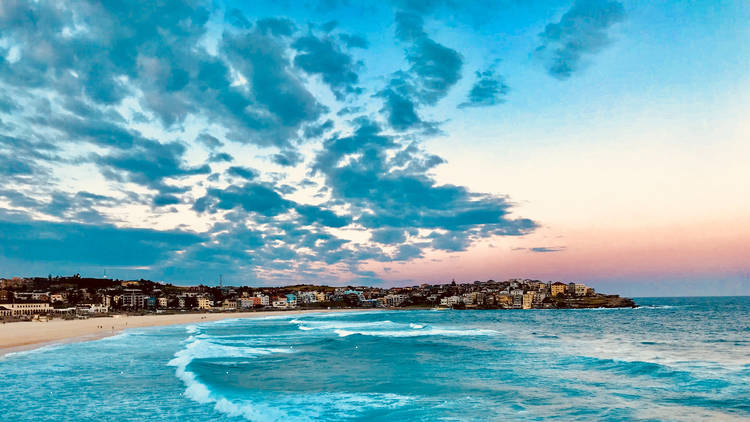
[568,283,588,296]
[222,299,237,310]
[158,297,169,308]
[237,297,256,309]
[285,294,297,307]
[550,282,567,297]
[272,297,288,308]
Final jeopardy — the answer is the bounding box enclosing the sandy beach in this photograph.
[0,309,360,355]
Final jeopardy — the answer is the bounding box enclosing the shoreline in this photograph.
[0,309,372,356]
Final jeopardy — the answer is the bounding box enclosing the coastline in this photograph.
[0,309,370,356]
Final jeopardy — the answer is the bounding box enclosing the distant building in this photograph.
[522,292,535,309]
[197,297,212,310]
[383,294,409,307]
[0,302,52,316]
[121,289,146,309]
[550,282,567,297]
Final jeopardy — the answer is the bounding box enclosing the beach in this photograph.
[0,309,359,355]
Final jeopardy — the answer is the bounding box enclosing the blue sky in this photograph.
[1,0,748,295]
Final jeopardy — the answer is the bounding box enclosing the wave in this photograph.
[334,327,497,338]
[168,333,412,421]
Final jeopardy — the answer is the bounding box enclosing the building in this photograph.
[550,282,567,297]
[0,290,13,302]
[0,303,52,316]
[272,297,288,308]
[522,292,535,309]
[50,293,66,303]
[121,289,146,309]
[285,294,297,307]
[158,297,169,308]
[568,283,588,296]
[197,297,212,310]
[440,296,462,307]
[382,294,409,307]
[256,294,270,306]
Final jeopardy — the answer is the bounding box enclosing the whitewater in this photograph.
[2,296,749,421]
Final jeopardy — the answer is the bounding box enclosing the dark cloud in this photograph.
[153,194,181,207]
[271,150,305,167]
[338,33,369,49]
[314,119,537,254]
[194,183,293,217]
[536,0,626,79]
[256,17,296,36]
[378,10,463,131]
[0,217,203,266]
[459,67,509,108]
[208,152,234,163]
[530,246,566,253]
[196,133,224,150]
[292,34,362,99]
[295,204,352,228]
[394,11,426,42]
[94,139,210,194]
[226,166,258,180]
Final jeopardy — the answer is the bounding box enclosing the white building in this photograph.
[382,294,409,307]
[0,302,52,316]
[440,296,462,307]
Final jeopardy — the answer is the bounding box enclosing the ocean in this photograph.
[2,296,749,421]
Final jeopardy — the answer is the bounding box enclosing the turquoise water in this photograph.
[2,297,749,421]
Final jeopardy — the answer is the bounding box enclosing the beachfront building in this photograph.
[158,297,169,308]
[197,297,212,310]
[256,294,270,306]
[382,294,409,307]
[550,282,567,297]
[440,296,461,307]
[285,294,297,307]
[567,283,588,296]
[522,292,535,310]
[121,289,146,309]
[272,297,288,308]
[0,302,53,316]
[0,306,11,317]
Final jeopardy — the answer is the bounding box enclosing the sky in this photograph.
[1,0,748,296]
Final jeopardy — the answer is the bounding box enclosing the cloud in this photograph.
[0,217,203,266]
[536,0,626,79]
[292,34,362,99]
[459,66,509,108]
[94,139,210,194]
[378,10,463,131]
[194,183,293,217]
[271,150,305,167]
[226,166,258,180]
[313,119,537,255]
[295,204,352,228]
[256,17,296,36]
[530,246,566,253]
